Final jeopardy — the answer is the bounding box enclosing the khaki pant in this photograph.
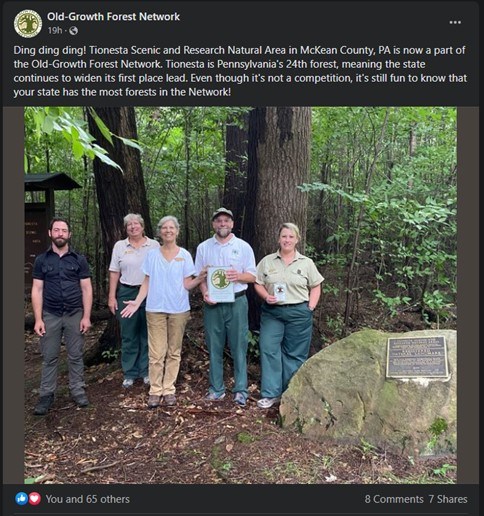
[146,311,190,396]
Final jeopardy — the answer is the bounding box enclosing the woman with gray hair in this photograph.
[121,216,206,408]
[254,223,324,409]
[108,213,160,388]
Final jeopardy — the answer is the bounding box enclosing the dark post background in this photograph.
[1,1,480,515]
[2,1,479,106]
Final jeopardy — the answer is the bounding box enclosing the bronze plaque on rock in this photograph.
[386,336,449,378]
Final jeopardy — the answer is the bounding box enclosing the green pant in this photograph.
[259,302,313,398]
[116,283,149,380]
[203,295,249,397]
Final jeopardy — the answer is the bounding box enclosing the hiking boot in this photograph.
[33,394,54,416]
[143,376,150,386]
[122,378,134,388]
[204,391,226,401]
[257,397,281,409]
[72,392,89,408]
[164,394,177,406]
[147,395,161,409]
[233,392,247,407]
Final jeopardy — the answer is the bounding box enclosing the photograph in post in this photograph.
[23,105,457,485]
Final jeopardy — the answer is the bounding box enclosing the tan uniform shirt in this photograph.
[109,237,160,286]
[256,250,324,304]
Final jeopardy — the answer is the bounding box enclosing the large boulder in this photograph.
[280,329,456,456]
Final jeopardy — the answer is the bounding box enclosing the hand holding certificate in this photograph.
[208,266,235,302]
[273,283,287,302]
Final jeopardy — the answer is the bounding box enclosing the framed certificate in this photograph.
[208,266,234,302]
[273,282,287,302]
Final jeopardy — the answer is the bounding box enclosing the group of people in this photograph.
[31,209,323,415]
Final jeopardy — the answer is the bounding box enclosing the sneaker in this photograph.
[164,394,177,406]
[147,395,161,409]
[233,392,247,407]
[122,378,134,388]
[257,397,281,409]
[72,392,89,408]
[33,394,54,416]
[143,376,150,386]
[204,392,226,401]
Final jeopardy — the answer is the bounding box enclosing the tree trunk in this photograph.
[87,107,152,362]
[223,114,249,236]
[243,107,311,329]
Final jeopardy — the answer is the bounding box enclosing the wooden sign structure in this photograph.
[24,173,81,291]
[386,335,449,378]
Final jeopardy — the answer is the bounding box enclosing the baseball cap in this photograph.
[212,207,234,220]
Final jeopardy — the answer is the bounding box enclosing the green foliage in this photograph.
[210,445,233,476]
[422,290,451,327]
[429,417,448,436]
[247,330,260,359]
[237,431,256,444]
[319,455,335,469]
[307,107,456,321]
[426,417,449,454]
[24,475,45,484]
[432,463,456,477]
[373,289,411,317]
[357,438,379,459]
[101,348,121,362]
[25,107,122,171]
[325,314,344,335]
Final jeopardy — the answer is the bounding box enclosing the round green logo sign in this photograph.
[14,10,42,38]
[211,269,230,290]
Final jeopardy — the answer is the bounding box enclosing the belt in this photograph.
[121,283,141,288]
[234,290,246,298]
[271,301,306,307]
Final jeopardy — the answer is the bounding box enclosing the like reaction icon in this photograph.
[29,492,42,505]
[15,492,29,505]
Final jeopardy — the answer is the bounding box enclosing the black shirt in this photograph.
[32,247,91,316]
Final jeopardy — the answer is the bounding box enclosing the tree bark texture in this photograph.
[223,114,249,237]
[88,107,154,247]
[87,107,152,358]
[243,107,311,330]
[244,107,311,262]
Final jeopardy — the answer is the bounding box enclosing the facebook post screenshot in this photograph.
[2,1,479,515]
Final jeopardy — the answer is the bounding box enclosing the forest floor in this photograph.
[24,273,457,485]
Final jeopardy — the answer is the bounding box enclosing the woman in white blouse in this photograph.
[121,216,205,409]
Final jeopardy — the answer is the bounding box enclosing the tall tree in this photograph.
[223,113,249,235]
[86,107,153,361]
[243,107,311,329]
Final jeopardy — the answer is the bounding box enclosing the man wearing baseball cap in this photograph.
[194,208,256,407]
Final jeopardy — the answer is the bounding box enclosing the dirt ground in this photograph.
[24,284,457,485]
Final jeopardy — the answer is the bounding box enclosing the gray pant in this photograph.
[39,310,86,397]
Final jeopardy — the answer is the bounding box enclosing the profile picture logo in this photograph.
[14,10,43,38]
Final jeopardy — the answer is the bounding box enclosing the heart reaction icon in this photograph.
[29,492,41,505]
